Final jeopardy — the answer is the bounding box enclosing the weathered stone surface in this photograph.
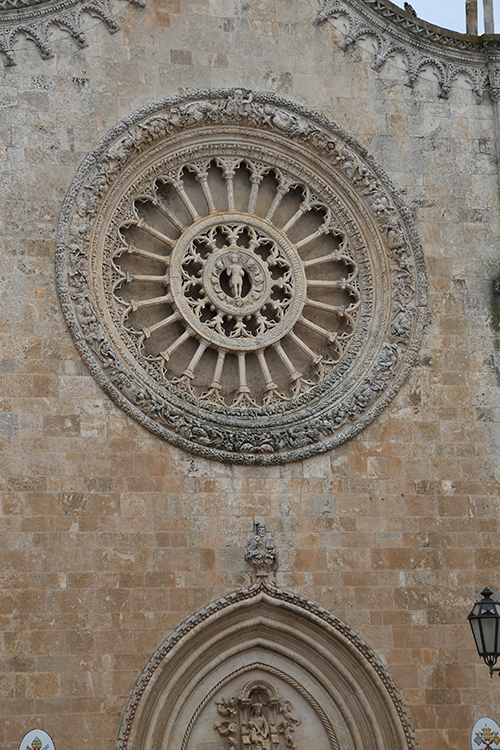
[2,1,500,750]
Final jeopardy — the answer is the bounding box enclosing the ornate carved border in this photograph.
[0,0,145,66]
[313,0,500,101]
[56,89,427,464]
[116,582,418,750]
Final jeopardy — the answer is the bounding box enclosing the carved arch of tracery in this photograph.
[116,586,418,750]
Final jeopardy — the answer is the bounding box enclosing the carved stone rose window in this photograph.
[56,89,426,463]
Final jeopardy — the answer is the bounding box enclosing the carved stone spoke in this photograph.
[136,217,176,247]
[123,244,171,265]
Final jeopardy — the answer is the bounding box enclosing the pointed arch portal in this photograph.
[117,586,418,750]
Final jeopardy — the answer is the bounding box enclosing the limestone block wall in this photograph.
[1,1,500,749]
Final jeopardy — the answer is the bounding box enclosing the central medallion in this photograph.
[169,214,306,355]
[204,245,271,315]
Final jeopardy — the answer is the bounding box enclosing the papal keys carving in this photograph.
[56,89,427,464]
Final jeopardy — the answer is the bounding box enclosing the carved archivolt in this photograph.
[56,89,427,463]
[116,585,418,750]
[313,0,500,102]
[0,0,145,66]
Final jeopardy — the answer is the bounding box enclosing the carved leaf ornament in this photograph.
[56,89,427,464]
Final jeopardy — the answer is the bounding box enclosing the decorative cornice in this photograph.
[0,0,145,66]
[313,0,500,101]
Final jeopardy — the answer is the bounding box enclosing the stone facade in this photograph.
[2,1,500,749]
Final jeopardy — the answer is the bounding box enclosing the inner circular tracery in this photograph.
[113,156,360,407]
[170,215,305,352]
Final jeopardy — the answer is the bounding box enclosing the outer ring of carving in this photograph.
[116,585,419,750]
[55,88,427,464]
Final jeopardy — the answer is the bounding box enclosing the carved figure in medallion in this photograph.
[214,682,301,750]
[226,254,246,300]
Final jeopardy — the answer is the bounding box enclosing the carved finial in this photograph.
[245,521,278,584]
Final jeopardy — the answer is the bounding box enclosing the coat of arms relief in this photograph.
[214,681,301,750]
[473,721,500,749]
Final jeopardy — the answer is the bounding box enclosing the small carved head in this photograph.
[493,278,500,296]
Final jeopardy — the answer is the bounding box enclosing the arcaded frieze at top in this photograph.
[1,0,500,104]
[0,0,145,66]
[313,0,500,101]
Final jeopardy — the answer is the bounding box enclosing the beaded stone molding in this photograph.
[313,0,500,102]
[56,89,427,464]
[0,0,145,66]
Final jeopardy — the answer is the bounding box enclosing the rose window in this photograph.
[114,159,360,408]
[57,90,426,463]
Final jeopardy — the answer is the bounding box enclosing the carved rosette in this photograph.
[56,88,427,464]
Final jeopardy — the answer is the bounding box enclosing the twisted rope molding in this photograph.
[116,581,419,750]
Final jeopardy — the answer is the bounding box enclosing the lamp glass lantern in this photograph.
[468,587,500,676]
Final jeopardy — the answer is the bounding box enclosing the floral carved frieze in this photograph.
[0,0,145,66]
[56,88,427,464]
[313,0,500,101]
